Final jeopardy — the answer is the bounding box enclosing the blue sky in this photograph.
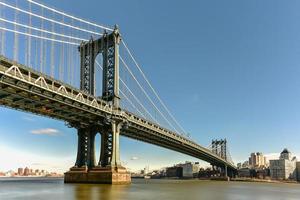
[1,0,300,172]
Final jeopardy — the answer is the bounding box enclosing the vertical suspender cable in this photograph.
[59,16,65,81]
[39,7,44,73]
[13,0,18,61]
[25,14,28,66]
[67,24,71,84]
[50,10,55,78]
[62,16,64,81]
[70,19,75,86]
[0,1,5,55]
[28,1,32,67]
[34,33,38,70]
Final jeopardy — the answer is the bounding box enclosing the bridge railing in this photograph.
[0,55,114,113]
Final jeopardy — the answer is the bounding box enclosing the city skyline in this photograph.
[1,0,300,173]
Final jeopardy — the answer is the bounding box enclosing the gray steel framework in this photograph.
[77,27,121,169]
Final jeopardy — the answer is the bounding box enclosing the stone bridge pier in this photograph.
[64,119,131,184]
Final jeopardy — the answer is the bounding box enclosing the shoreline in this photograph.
[231,178,299,184]
[133,177,300,185]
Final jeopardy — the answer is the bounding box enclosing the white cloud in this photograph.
[30,128,60,136]
[130,156,139,161]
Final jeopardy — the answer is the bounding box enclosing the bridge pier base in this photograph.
[64,166,131,184]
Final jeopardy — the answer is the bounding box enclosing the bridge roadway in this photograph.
[0,55,236,171]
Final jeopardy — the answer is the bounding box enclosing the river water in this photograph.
[0,177,299,200]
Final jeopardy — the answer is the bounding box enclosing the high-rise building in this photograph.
[249,152,267,168]
[280,148,291,160]
[269,148,297,180]
[23,167,29,176]
[17,168,23,176]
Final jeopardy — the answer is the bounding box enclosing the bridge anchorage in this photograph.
[64,26,131,184]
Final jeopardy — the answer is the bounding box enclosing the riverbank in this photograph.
[231,177,299,184]
[133,176,299,185]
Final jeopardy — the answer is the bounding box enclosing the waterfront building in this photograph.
[249,152,267,169]
[269,148,297,180]
[17,168,24,176]
[238,168,251,177]
[166,166,182,178]
[179,162,200,178]
[297,162,300,182]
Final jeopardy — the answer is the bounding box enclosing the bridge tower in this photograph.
[64,26,131,184]
[211,139,230,179]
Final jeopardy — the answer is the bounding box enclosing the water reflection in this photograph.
[73,183,129,200]
[0,178,300,200]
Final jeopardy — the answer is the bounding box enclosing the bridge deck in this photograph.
[0,56,236,170]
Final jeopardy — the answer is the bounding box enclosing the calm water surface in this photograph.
[0,177,299,200]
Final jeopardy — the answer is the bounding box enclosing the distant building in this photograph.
[5,170,15,177]
[242,161,249,168]
[280,149,291,160]
[17,168,24,176]
[237,168,269,179]
[297,162,300,182]
[179,162,200,178]
[249,152,267,169]
[166,166,182,178]
[238,168,251,177]
[23,167,30,176]
[269,148,297,180]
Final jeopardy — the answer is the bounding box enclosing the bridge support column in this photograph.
[64,127,98,183]
[64,121,130,184]
[90,120,130,184]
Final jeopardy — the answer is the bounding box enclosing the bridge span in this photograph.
[0,55,236,183]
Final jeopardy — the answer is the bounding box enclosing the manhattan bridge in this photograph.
[0,0,236,184]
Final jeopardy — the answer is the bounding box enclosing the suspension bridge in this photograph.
[0,0,236,184]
